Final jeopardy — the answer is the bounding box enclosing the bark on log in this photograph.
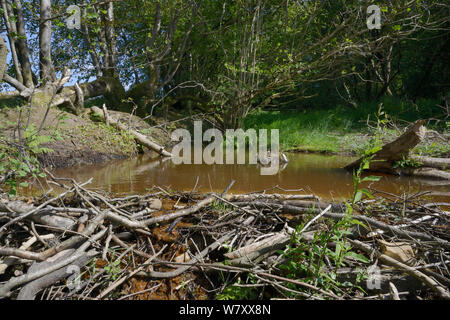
[90,106,172,157]
[0,200,76,230]
[0,35,7,82]
[410,155,450,170]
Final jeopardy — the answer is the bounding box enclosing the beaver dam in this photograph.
[1,152,449,300]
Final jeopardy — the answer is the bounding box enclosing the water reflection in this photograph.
[44,152,450,201]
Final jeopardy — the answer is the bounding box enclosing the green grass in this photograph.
[244,96,449,156]
[244,108,364,153]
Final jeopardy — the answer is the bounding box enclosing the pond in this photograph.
[45,152,449,202]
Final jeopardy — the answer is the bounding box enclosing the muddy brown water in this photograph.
[37,152,449,202]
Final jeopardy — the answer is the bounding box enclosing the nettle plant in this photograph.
[0,122,57,196]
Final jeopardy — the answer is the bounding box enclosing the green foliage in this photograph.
[216,275,259,300]
[393,156,423,169]
[352,157,381,204]
[104,259,122,281]
[0,123,56,196]
[279,204,369,297]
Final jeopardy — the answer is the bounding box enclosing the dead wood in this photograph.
[17,249,94,300]
[345,120,450,180]
[90,106,172,157]
[410,155,450,170]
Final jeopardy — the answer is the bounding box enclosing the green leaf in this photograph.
[360,175,381,183]
[350,219,368,229]
[359,188,374,199]
[17,170,27,177]
[19,182,29,187]
[353,191,362,203]
[346,251,370,263]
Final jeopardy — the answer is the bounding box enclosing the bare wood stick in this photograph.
[0,228,107,299]
[0,247,45,262]
[95,244,167,300]
[0,234,55,274]
[141,195,216,226]
[17,249,94,300]
[0,178,92,233]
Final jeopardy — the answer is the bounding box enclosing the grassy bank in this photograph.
[244,97,449,157]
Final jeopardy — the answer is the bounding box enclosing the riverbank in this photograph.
[245,99,449,157]
[0,103,171,168]
[1,98,448,173]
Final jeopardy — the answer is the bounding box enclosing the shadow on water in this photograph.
[36,152,450,202]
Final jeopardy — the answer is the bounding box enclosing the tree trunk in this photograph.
[13,0,34,87]
[1,0,22,84]
[0,35,7,82]
[39,0,56,84]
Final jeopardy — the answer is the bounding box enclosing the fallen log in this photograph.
[0,200,76,231]
[345,120,426,172]
[401,167,450,180]
[90,106,172,157]
[345,120,450,180]
[410,155,450,170]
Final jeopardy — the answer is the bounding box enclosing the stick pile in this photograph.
[0,176,449,300]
